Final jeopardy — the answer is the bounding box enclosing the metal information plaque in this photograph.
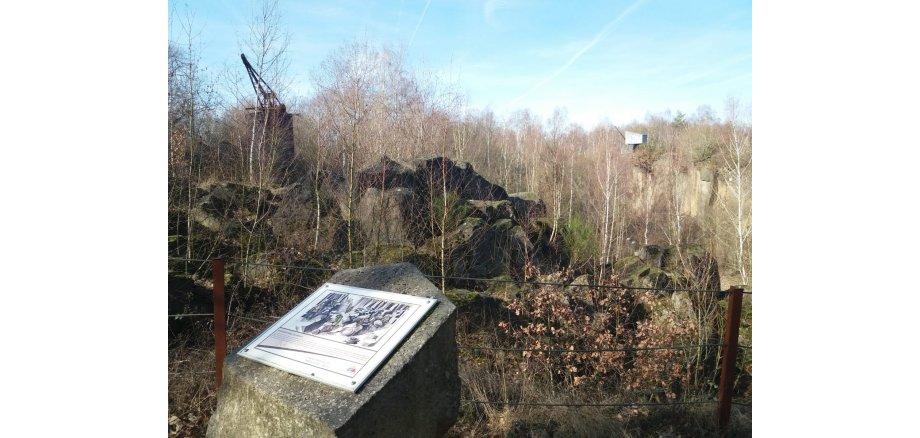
[238,283,437,392]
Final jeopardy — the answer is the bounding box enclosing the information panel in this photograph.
[238,283,437,392]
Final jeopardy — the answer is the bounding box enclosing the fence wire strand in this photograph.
[458,343,723,353]
[168,257,213,263]
[422,273,726,294]
[229,314,277,325]
[226,259,337,272]
[462,399,717,408]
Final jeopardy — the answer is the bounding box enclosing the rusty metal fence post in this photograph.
[213,258,226,388]
[718,286,744,437]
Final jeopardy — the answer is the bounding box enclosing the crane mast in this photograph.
[241,53,283,110]
[240,53,296,183]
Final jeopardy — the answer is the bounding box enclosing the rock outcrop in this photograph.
[507,192,547,221]
[355,187,421,246]
[351,156,562,279]
[613,244,720,292]
[414,157,508,201]
[178,156,565,285]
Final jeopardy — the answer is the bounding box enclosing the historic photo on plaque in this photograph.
[238,283,437,392]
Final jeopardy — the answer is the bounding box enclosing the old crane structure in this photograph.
[241,53,296,183]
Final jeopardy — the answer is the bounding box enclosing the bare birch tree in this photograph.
[717,98,752,284]
[168,9,219,268]
[546,108,567,243]
[592,123,623,278]
[241,0,291,184]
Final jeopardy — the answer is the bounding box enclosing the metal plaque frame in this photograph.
[237,282,437,392]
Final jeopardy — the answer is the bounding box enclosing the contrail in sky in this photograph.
[397,0,405,33]
[408,0,433,49]
[508,0,649,107]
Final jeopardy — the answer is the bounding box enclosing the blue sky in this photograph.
[170,0,751,127]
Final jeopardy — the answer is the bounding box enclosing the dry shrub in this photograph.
[623,294,696,399]
[168,329,218,438]
[498,280,700,399]
[455,335,535,436]
[168,370,216,437]
[454,344,628,438]
[448,271,750,436]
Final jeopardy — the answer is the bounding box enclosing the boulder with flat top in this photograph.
[206,263,459,437]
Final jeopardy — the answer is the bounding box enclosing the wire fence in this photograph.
[166,256,748,295]
[169,257,752,428]
[166,311,733,356]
